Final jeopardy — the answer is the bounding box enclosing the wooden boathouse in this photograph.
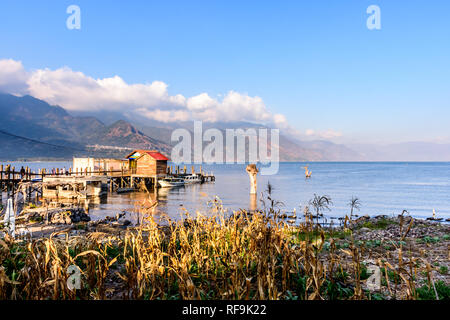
[126,150,169,177]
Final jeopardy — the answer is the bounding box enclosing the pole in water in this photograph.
[3,198,15,238]
[249,193,257,212]
[246,164,259,195]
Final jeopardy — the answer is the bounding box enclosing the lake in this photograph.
[3,161,450,222]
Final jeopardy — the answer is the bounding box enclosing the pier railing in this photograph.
[0,165,131,181]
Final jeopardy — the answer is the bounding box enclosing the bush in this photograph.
[416,281,450,300]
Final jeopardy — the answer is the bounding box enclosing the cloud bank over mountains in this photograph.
[0,59,282,123]
[0,58,342,141]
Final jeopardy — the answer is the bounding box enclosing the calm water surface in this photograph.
[4,162,450,222]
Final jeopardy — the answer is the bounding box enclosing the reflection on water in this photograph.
[87,184,224,224]
[249,194,258,212]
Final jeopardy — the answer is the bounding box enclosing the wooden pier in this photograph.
[0,164,215,204]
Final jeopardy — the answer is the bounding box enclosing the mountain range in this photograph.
[0,93,172,160]
[0,93,449,161]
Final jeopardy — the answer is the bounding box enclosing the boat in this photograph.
[158,177,185,188]
[183,174,202,184]
[426,208,443,221]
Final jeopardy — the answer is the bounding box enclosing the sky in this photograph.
[0,0,449,145]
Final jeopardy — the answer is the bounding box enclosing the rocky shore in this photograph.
[2,204,133,238]
[352,214,449,241]
[321,214,449,296]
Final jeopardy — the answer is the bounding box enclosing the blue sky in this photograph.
[0,0,449,144]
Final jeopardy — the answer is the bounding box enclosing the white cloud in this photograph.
[0,59,29,95]
[273,114,288,127]
[0,58,343,141]
[26,67,186,113]
[136,107,190,122]
[305,129,343,140]
[0,58,289,127]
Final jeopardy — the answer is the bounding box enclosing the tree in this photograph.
[348,196,361,220]
[309,194,333,218]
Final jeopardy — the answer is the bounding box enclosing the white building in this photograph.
[72,157,127,175]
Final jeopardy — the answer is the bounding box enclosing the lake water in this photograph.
[3,161,450,222]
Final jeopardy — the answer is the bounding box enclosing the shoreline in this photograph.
[5,201,450,239]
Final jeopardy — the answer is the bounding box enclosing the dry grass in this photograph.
[0,194,448,300]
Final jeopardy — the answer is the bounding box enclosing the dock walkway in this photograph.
[0,164,215,202]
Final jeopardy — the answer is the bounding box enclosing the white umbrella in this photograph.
[3,198,15,238]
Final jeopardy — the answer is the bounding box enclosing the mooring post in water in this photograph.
[250,193,257,212]
[246,164,259,195]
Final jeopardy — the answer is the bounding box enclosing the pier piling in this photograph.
[246,164,259,195]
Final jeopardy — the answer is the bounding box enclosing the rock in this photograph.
[43,208,91,225]
[359,227,372,233]
[355,215,370,223]
[111,219,132,228]
[122,220,131,226]
[116,212,126,220]
[426,217,443,221]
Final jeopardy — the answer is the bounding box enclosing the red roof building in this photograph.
[125,150,169,176]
